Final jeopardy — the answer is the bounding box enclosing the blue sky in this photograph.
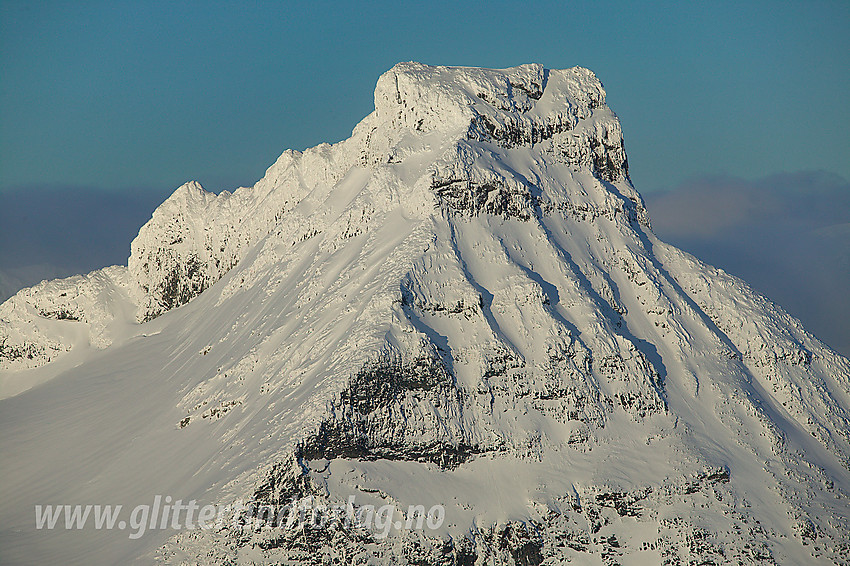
[1,0,848,194]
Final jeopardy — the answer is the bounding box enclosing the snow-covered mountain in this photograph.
[2,62,849,565]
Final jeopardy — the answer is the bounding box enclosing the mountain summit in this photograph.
[2,63,849,565]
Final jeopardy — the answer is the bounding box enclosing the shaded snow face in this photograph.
[2,63,850,566]
[646,171,850,358]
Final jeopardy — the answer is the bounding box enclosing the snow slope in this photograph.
[1,62,849,565]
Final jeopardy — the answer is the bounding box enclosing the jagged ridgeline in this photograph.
[2,63,850,565]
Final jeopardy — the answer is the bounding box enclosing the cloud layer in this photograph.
[646,171,850,357]
[2,174,848,359]
[0,186,169,301]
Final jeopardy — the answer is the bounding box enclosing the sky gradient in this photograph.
[1,1,848,355]
[1,0,848,194]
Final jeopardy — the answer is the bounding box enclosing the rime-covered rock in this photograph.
[0,266,138,371]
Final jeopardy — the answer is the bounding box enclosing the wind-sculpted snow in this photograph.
[0,266,138,372]
[1,63,850,565]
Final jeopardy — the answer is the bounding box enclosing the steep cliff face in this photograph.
[1,63,849,566]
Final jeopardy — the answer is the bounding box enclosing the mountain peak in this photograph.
[361,62,625,180]
[372,62,604,130]
[3,63,849,565]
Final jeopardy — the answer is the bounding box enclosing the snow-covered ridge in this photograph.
[0,266,138,372]
[127,62,638,321]
[5,61,635,366]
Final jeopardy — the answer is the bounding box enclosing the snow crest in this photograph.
[126,62,638,322]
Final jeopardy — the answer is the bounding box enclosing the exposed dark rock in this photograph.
[38,308,81,321]
[298,352,480,470]
[0,337,48,362]
[431,177,539,219]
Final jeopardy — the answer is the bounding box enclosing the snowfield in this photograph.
[2,62,849,565]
